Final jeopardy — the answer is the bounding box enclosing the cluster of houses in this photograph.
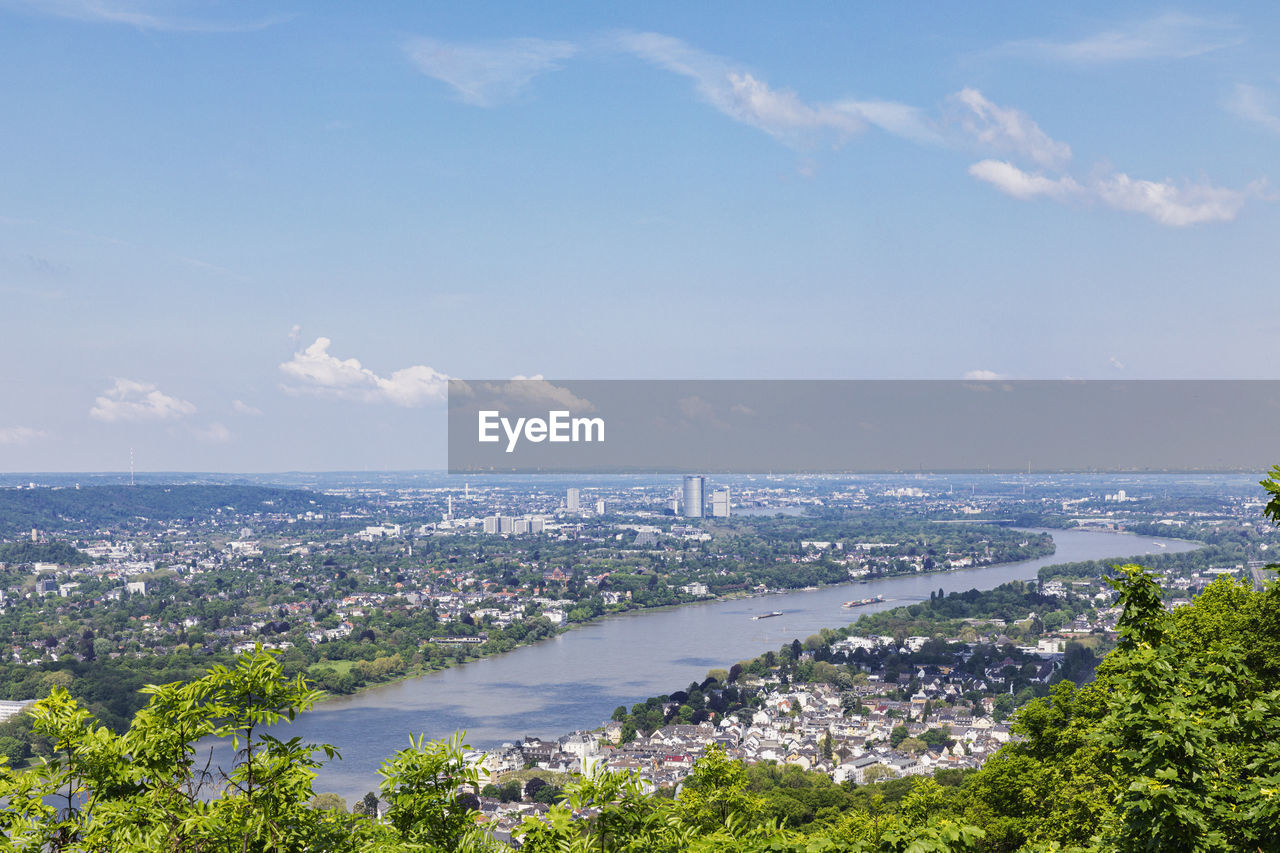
[463,680,1015,841]
[1,525,593,664]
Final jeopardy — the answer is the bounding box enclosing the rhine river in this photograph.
[210,528,1196,802]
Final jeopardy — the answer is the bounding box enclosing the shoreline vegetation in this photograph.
[308,534,1067,706]
[312,527,1204,708]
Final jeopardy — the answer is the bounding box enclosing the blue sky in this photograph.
[2,1,1279,471]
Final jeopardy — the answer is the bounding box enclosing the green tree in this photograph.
[378,730,493,849]
[862,764,898,784]
[309,792,347,812]
[898,737,927,755]
[991,693,1015,724]
[0,645,353,852]
[674,744,759,832]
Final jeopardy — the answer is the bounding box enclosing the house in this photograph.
[834,754,886,785]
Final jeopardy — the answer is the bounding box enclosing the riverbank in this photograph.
[211,527,1198,804]
[310,533,1061,704]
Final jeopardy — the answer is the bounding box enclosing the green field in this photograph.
[308,660,358,676]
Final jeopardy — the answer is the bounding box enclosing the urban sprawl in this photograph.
[0,472,1275,835]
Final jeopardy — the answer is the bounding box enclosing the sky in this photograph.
[2,1,1279,472]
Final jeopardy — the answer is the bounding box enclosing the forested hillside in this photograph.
[0,540,90,566]
[0,485,351,536]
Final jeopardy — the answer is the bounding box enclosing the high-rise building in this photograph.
[567,488,580,511]
[682,475,705,518]
[483,516,516,534]
[712,487,731,518]
[596,499,607,515]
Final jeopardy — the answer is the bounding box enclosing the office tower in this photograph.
[596,499,607,515]
[712,487,731,518]
[567,488,580,511]
[682,475,705,518]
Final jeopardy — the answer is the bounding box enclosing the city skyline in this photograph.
[3,2,1279,472]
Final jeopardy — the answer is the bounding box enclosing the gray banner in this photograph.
[447,380,1280,474]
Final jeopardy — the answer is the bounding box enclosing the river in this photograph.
[207,528,1196,802]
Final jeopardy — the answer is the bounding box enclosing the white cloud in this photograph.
[192,422,231,443]
[949,88,1071,169]
[410,30,930,149]
[1,0,285,32]
[613,31,867,145]
[281,338,384,394]
[0,426,45,445]
[232,400,262,416]
[404,36,578,106]
[1227,83,1280,136]
[677,395,728,429]
[1093,173,1265,226]
[962,369,1007,380]
[480,376,595,413]
[280,337,449,407]
[90,379,196,423]
[378,365,452,407]
[968,160,1083,200]
[969,159,1264,226]
[406,30,1263,228]
[996,13,1241,64]
[836,99,943,146]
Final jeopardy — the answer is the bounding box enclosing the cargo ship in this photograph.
[752,610,783,620]
[842,595,886,608]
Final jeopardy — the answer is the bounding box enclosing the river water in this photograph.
[208,528,1195,802]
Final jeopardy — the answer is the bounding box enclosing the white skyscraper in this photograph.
[712,487,731,518]
[567,488,580,511]
[682,475,705,518]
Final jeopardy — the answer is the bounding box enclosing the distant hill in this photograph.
[0,485,352,537]
[0,540,91,566]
